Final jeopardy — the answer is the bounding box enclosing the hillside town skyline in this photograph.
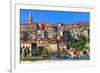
[20,9,90,24]
[20,12,90,62]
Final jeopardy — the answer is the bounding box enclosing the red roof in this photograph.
[67,48,76,52]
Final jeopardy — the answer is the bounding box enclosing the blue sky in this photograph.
[20,9,90,24]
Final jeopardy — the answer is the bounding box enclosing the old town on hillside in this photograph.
[20,13,90,62]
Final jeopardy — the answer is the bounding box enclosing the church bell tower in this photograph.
[28,13,32,24]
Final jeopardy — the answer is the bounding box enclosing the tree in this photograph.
[71,35,89,51]
[26,47,31,57]
[36,46,43,55]
[24,48,27,58]
[37,46,49,56]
